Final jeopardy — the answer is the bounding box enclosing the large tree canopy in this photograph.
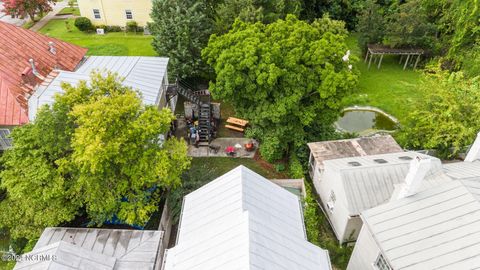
[398,71,480,158]
[149,0,213,79]
[0,73,190,239]
[215,0,302,33]
[203,15,358,161]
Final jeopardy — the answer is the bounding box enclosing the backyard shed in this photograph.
[163,165,332,270]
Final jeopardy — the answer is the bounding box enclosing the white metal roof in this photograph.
[443,161,480,180]
[362,179,480,269]
[28,56,169,120]
[14,227,163,270]
[324,152,447,215]
[164,165,331,270]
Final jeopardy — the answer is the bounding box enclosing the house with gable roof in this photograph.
[0,21,87,150]
[0,21,176,150]
[163,165,332,270]
[307,135,451,243]
[347,133,480,270]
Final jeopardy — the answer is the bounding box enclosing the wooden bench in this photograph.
[226,117,249,127]
[225,125,244,132]
[225,117,248,132]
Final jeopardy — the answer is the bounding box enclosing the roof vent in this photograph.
[374,159,388,164]
[48,41,56,55]
[398,156,413,161]
[29,58,38,75]
[348,161,362,167]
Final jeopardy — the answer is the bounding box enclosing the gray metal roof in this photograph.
[443,161,480,180]
[362,179,480,269]
[308,135,403,170]
[324,152,448,215]
[14,227,163,270]
[164,166,331,270]
[28,56,169,120]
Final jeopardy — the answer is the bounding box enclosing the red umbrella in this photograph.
[225,146,235,153]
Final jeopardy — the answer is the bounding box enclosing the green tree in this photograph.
[384,0,438,50]
[0,72,190,239]
[149,0,214,79]
[215,0,302,33]
[398,71,480,158]
[203,15,358,161]
[356,0,386,52]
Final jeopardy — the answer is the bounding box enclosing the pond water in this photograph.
[336,110,397,133]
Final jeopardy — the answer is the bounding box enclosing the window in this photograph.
[326,190,336,212]
[93,9,101,19]
[125,10,133,20]
[0,129,12,149]
[374,254,392,270]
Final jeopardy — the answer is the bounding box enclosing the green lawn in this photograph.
[39,19,156,56]
[344,34,422,124]
[57,7,81,16]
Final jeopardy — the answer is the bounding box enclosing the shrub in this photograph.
[288,153,304,178]
[74,17,92,31]
[126,21,138,32]
[105,25,122,32]
[275,163,285,172]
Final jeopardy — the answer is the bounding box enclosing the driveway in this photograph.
[0,1,26,26]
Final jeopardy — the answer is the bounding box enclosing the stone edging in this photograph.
[342,105,400,124]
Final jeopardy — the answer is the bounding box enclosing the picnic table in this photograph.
[225,117,249,132]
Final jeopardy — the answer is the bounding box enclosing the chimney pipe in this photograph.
[465,132,480,162]
[396,157,432,199]
[48,41,56,55]
[28,59,46,80]
[29,59,38,76]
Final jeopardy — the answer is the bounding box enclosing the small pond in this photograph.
[336,110,397,133]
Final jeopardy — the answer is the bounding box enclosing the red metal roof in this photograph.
[0,21,87,126]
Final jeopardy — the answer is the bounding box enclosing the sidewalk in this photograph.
[30,0,69,31]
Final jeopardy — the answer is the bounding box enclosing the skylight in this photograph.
[348,161,362,167]
[398,156,413,161]
[374,159,388,164]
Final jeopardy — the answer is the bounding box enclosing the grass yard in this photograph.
[344,34,423,124]
[39,19,156,56]
[56,7,81,16]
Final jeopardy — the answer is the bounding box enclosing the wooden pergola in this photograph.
[365,44,424,70]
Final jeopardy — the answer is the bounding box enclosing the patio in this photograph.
[188,138,258,158]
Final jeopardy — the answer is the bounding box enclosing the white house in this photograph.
[348,133,480,270]
[163,165,332,270]
[28,56,175,121]
[315,150,448,243]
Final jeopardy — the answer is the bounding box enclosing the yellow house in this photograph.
[77,0,152,27]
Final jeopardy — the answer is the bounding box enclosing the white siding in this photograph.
[315,168,352,243]
[347,225,381,270]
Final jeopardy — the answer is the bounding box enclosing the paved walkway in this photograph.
[30,0,69,31]
[188,138,258,158]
